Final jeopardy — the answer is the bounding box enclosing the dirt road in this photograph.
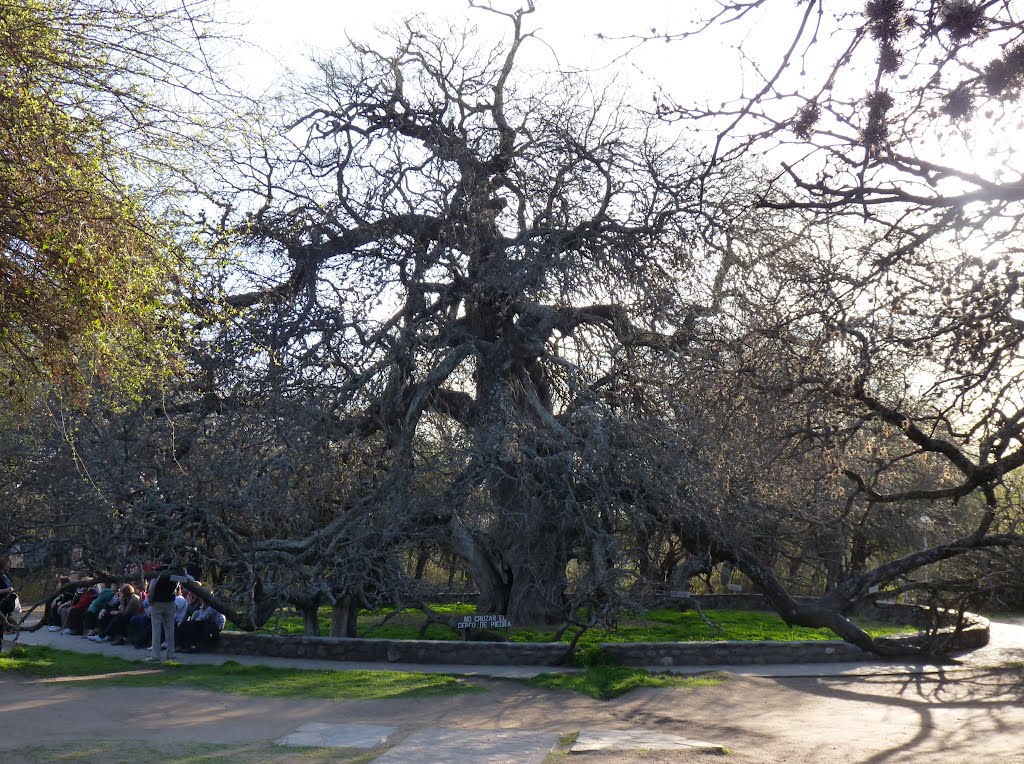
[3,616,1022,762]
[2,666,1023,763]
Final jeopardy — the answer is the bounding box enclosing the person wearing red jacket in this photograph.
[62,587,98,636]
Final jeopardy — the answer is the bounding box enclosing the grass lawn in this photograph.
[0,645,480,700]
[249,601,476,639]
[528,665,725,700]
[0,639,722,704]
[7,740,378,764]
[242,604,915,647]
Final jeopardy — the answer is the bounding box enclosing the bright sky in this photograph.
[236,1,683,68]
[219,0,1014,184]
[226,0,794,101]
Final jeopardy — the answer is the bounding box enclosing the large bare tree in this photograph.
[186,3,746,625]
[13,3,1022,656]
[131,3,1022,649]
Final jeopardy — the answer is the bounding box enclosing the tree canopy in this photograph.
[643,0,1024,500]
[0,0,228,409]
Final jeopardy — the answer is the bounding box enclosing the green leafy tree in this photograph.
[0,0,230,409]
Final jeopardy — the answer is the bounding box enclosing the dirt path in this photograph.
[2,666,1023,763]
[4,615,1022,762]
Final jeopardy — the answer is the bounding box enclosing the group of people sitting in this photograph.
[43,568,226,660]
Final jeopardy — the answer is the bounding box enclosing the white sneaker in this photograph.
[48,625,60,632]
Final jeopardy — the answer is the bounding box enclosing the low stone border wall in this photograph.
[636,594,991,664]
[212,632,570,666]
[600,614,990,667]
[210,595,989,668]
[873,612,990,654]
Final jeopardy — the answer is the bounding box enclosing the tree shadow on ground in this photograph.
[784,668,1024,764]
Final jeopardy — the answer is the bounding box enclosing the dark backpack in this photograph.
[151,573,176,602]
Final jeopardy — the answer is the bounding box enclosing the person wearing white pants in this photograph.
[149,600,177,660]
[146,563,179,661]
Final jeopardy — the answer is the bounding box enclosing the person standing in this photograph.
[0,557,17,632]
[147,562,178,661]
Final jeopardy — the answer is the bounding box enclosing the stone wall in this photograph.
[211,632,569,666]
[209,595,988,668]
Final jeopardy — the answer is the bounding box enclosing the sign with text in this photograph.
[455,614,511,629]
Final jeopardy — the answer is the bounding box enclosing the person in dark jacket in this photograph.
[62,587,97,635]
[45,577,74,631]
[179,594,226,653]
[91,584,142,644]
[0,557,17,631]
[147,561,179,661]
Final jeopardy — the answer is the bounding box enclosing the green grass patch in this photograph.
[105,660,478,700]
[0,645,480,700]
[229,603,915,649]
[543,731,581,763]
[529,666,725,700]
[557,731,580,748]
[378,601,477,616]
[520,608,914,655]
[0,644,142,677]
[585,607,913,643]
[360,621,463,640]
[7,740,378,764]
[237,601,478,637]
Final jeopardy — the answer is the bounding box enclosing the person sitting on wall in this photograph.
[62,587,98,635]
[91,584,142,645]
[178,594,226,653]
[182,586,202,620]
[52,583,82,633]
[83,582,116,638]
[128,594,152,648]
[46,577,74,632]
[173,584,189,639]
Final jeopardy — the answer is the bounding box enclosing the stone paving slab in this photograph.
[572,729,726,754]
[373,728,558,764]
[275,722,395,748]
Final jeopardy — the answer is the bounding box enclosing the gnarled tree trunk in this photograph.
[329,594,358,638]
